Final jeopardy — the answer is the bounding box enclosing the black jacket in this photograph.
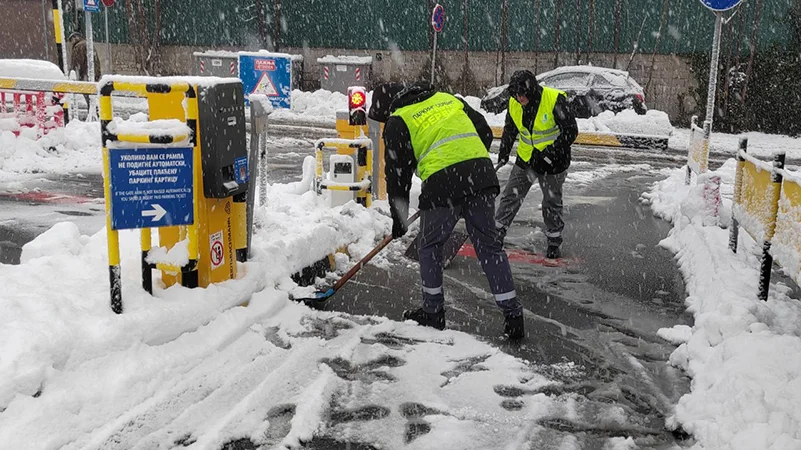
[383,86,499,222]
[498,90,578,174]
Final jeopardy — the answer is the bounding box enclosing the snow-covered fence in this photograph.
[0,78,88,137]
[686,115,711,184]
[729,137,787,301]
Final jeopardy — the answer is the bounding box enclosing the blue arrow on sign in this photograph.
[109,147,194,230]
[699,0,742,11]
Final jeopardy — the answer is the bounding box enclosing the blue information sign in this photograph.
[699,0,742,11]
[83,0,100,13]
[432,4,445,32]
[239,53,291,109]
[109,147,194,230]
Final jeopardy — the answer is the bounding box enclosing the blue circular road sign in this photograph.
[699,0,742,11]
[432,4,445,33]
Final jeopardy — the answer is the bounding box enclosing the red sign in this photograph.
[254,59,276,72]
[101,0,115,7]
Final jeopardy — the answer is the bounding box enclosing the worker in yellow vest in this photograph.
[369,83,524,339]
[495,70,578,259]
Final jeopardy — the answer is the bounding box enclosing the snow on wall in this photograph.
[316,55,373,65]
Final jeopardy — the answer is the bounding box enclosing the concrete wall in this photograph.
[80,43,700,123]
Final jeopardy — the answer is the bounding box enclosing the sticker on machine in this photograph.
[210,230,225,270]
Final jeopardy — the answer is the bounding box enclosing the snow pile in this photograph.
[641,162,801,450]
[579,109,673,137]
[107,117,191,140]
[0,120,101,177]
[269,89,351,125]
[670,130,801,160]
[462,95,672,137]
[0,59,66,80]
[0,168,576,448]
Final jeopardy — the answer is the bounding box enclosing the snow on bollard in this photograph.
[702,173,721,227]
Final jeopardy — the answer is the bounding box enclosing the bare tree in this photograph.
[125,0,161,75]
[742,0,762,103]
[576,0,583,64]
[645,0,670,96]
[554,0,561,67]
[585,0,595,63]
[613,0,622,67]
[534,0,540,73]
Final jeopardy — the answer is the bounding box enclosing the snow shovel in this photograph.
[292,211,422,306]
[404,164,503,265]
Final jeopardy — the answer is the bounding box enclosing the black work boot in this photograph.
[403,308,445,330]
[546,245,561,259]
[504,314,525,340]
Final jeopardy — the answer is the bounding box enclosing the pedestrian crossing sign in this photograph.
[253,73,278,97]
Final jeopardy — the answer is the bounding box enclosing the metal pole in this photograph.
[104,5,112,73]
[431,32,437,86]
[55,0,68,74]
[85,9,96,120]
[42,0,50,61]
[705,12,723,126]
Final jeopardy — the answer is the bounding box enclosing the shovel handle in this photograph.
[332,210,421,292]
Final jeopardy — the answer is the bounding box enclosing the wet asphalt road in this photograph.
[0,129,712,448]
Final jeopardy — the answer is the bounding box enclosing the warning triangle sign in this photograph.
[252,73,278,97]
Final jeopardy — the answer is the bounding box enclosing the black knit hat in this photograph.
[368,83,406,123]
[508,70,540,99]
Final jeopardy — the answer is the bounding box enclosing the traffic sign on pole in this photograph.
[83,0,99,13]
[101,0,114,7]
[699,0,742,11]
[431,4,445,32]
[109,147,195,230]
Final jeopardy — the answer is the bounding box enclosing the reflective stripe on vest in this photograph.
[509,86,566,163]
[392,92,489,181]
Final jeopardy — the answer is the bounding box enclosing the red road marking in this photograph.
[457,244,574,267]
[0,191,97,204]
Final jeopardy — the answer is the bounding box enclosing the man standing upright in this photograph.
[368,83,524,339]
[495,70,578,259]
[68,31,101,109]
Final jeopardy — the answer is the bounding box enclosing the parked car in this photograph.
[480,65,648,118]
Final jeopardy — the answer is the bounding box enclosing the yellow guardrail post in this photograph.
[686,115,698,185]
[729,137,747,253]
[758,151,786,301]
[315,142,324,195]
[99,81,122,314]
[183,84,200,289]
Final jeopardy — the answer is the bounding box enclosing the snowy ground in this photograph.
[1,85,800,449]
[643,164,801,450]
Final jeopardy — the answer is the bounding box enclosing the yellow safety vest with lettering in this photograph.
[508,86,566,163]
[392,92,489,181]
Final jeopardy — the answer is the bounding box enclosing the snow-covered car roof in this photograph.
[537,65,643,93]
[0,59,66,81]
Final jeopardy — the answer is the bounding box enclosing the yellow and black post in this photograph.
[758,151,786,302]
[233,192,248,262]
[51,0,69,123]
[100,80,201,312]
[99,81,122,313]
[728,138,747,254]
